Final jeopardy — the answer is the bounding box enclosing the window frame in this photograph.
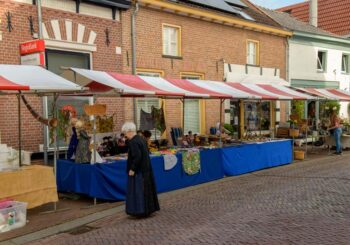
[162,23,182,58]
[180,72,205,80]
[341,53,350,74]
[44,48,92,150]
[135,69,164,139]
[317,50,327,72]
[180,72,205,134]
[246,39,260,66]
[136,68,165,77]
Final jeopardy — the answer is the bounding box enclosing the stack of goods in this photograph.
[0,200,27,233]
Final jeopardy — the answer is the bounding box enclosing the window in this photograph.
[180,72,204,80]
[45,49,91,149]
[246,40,259,65]
[342,54,350,73]
[244,101,270,131]
[317,51,327,72]
[136,70,163,138]
[162,24,181,57]
[181,73,204,134]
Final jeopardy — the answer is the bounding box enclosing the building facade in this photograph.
[264,8,350,120]
[0,0,129,152]
[277,0,350,38]
[0,0,291,152]
[122,0,291,140]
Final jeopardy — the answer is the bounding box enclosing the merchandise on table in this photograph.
[0,201,27,233]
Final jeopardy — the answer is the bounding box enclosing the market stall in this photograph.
[57,148,223,201]
[0,165,58,209]
[51,68,318,202]
[222,139,293,176]
[0,65,82,210]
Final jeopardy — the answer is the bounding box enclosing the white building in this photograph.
[264,8,350,119]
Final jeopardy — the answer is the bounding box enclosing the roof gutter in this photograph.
[293,31,350,45]
[138,0,293,37]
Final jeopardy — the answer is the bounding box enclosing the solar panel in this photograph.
[186,0,240,14]
[224,0,247,8]
[184,0,254,21]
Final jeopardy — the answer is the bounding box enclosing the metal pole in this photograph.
[53,94,58,211]
[131,2,139,124]
[93,96,97,163]
[183,99,185,131]
[17,93,22,167]
[37,0,43,39]
[43,97,48,165]
[219,99,223,147]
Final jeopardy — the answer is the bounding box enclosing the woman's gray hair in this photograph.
[122,122,137,133]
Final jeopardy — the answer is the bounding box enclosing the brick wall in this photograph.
[0,0,124,151]
[121,7,287,138]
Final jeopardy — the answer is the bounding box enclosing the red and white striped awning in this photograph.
[227,83,315,100]
[0,65,81,93]
[0,76,29,91]
[68,68,315,100]
[296,88,350,101]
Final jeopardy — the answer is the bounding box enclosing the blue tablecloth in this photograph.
[57,148,224,201]
[222,139,293,176]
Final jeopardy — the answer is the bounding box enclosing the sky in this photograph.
[249,0,306,9]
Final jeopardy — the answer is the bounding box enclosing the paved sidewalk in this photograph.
[16,154,350,244]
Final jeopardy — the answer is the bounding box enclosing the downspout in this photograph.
[37,0,43,39]
[131,1,139,124]
[36,0,49,164]
[285,37,291,122]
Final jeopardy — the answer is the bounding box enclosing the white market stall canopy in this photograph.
[295,88,350,101]
[67,68,315,100]
[0,65,82,93]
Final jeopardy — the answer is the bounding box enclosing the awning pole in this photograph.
[219,99,223,147]
[183,99,185,133]
[93,95,97,163]
[17,92,22,167]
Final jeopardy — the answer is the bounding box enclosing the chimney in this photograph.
[309,0,318,27]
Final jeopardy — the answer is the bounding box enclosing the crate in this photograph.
[0,201,27,233]
[294,150,305,160]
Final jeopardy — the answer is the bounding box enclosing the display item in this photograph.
[140,109,155,131]
[182,149,201,175]
[163,154,178,171]
[67,125,78,160]
[151,105,166,134]
[75,121,91,164]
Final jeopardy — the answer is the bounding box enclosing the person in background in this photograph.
[143,130,158,150]
[188,131,194,146]
[67,118,78,160]
[329,109,342,155]
[137,130,144,137]
[122,122,160,217]
[117,133,128,154]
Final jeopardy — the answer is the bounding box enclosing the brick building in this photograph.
[122,0,291,140]
[0,0,292,153]
[0,0,129,152]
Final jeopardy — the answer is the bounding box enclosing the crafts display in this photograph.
[181,149,201,175]
[0,201,27,233]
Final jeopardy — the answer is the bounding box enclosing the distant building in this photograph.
[263,8,350,120]
[277,0,350,38]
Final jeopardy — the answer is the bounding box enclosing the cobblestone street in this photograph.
[30,154,350,245]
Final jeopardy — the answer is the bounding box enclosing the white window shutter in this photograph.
[184,99,200,134]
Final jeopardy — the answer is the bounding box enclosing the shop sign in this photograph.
[20,53,45,66]
[19,40,45,55]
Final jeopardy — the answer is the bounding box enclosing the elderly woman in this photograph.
[122,122,160,217]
